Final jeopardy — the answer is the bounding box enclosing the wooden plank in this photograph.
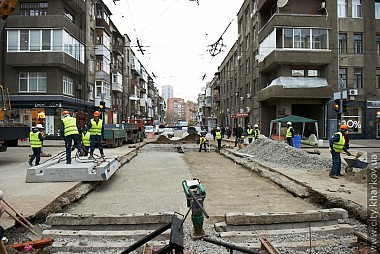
[260,238,280,254]
[6,238,54,251]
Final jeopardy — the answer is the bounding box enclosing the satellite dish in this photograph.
[277,0,288,8]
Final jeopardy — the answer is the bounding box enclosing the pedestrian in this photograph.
[211,127,216,141]
[254,124,260,140]
[221,126,225,138]
[226,125,231,139]
[215,126,222,151]
[198,131,208,152]
[246,124,254,143]
[82,125,91,156]
[329,125,351,179]
[28,124,45,166]
[286,121,294,147]
[234,124,243,147]
[88,111,105,159]
[60,110,85,164]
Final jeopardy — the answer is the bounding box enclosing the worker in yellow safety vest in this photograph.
[198,131,208,152]
[246,124,254,143]
[215,127,222,151]
[329,125,351,179]
[28,124,45,166]
[60,110,85,164]
[286,121,294,147]
[81,125,91,156]
[254,124,260,140]
[88,111,105,159]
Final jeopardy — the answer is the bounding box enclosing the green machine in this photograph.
[182,179,208,239]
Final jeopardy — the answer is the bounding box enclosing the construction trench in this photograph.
[2,134,376,254]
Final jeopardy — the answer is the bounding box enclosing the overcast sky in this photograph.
[103,0,244,101]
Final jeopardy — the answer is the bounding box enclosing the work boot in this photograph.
[101,153,105,158]
[28,159,32,166]
[89,151,94,159]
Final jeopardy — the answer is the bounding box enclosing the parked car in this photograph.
[188,126,202,135]
[145,125,155,137]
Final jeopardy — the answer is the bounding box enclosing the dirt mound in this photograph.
[153,135,172,144]
[239,137,331,170]
[345,169,368,184]
[176,133,200,143]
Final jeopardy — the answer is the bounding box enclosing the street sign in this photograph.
[338,79,346,91]
[333,90,347,100]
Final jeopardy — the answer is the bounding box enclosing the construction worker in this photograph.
[254,124,260,140]
[60,110,84,164]
[28,124,45,166]
[88,111,105,158]
[329,125,351,179]
[286,121,294,147]
[246,124,254,143]
[215,126,222,151]
[198,131,208,152]
[82,125,91,156]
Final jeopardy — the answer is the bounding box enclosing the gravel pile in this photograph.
[239,137,332,170]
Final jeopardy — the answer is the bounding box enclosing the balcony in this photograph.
[131,57,141,76]
[112,73,123,93]
[95,44,111,58]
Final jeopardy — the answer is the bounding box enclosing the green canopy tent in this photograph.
[269,115,319,140]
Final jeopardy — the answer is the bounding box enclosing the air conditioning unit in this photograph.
[349,89,358,96]
[246,93,251,98]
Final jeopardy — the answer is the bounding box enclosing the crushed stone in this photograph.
[239,137,332,171]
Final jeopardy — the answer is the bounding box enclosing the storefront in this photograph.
[367,101,380,139]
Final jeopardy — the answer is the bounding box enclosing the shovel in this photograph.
[0,191,43,241]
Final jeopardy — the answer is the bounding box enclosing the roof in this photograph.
[271,115,317,123]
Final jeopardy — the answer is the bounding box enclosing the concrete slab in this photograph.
[25,157,120,182]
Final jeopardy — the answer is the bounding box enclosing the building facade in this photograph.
[0,0,163,135]
[212,0,380,139]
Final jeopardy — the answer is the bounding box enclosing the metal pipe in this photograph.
[203,237,261,254]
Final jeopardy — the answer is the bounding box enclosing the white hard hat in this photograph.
[217,127,220,130]
[35,124,44,129]
[287,121,292,125]
[254,124,258,128]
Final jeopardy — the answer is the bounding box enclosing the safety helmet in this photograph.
[94,111,100,117]
[287,121,292,125]
[254,124,258,128]
[217,127,220,130]
[62,110,70,116]
[340,124,348,130]
[35,124,44,129]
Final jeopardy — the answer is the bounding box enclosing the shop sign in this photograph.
[236,113,249,117]
[35,102,61,108]
[45,115,55,135]
[341,118,362,129]
[229,115,237,119]
[367,101,380,108]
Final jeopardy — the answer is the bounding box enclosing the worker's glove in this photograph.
[346,152,352,156]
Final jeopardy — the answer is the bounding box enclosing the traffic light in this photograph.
[99,101,105,112]
[333,100,340,113]
[342,99,348,113]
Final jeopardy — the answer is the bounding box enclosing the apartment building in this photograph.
[0,0,163,135]
[166,98,185,125]
[0,0,89,135]
[213,0,380,139]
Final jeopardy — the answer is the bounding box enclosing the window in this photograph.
[308,70,320,77]
[339,33,347,53]
[377,35,380,54]
[377,69,380,89]
[339,68,347,86]
[353,68,362,89]
[246,58,250,75]
[20,2,48,16]
[90,1,95,20]
[292,70,305,77]
[63,76,73,95]
[19,72,47,92]
[95,81,110,99]
[246,33,250,49]
[89,56,95,73]
[88,83,94,100]
[281,28,328,50]
[353,34,362,54]
[342,107,362,133]
[352,0,362,18]
[376,0,380,19]
[337,0,347,17]
[7,29,84,63]
[90,29,95,45]
[64,9,74,23]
